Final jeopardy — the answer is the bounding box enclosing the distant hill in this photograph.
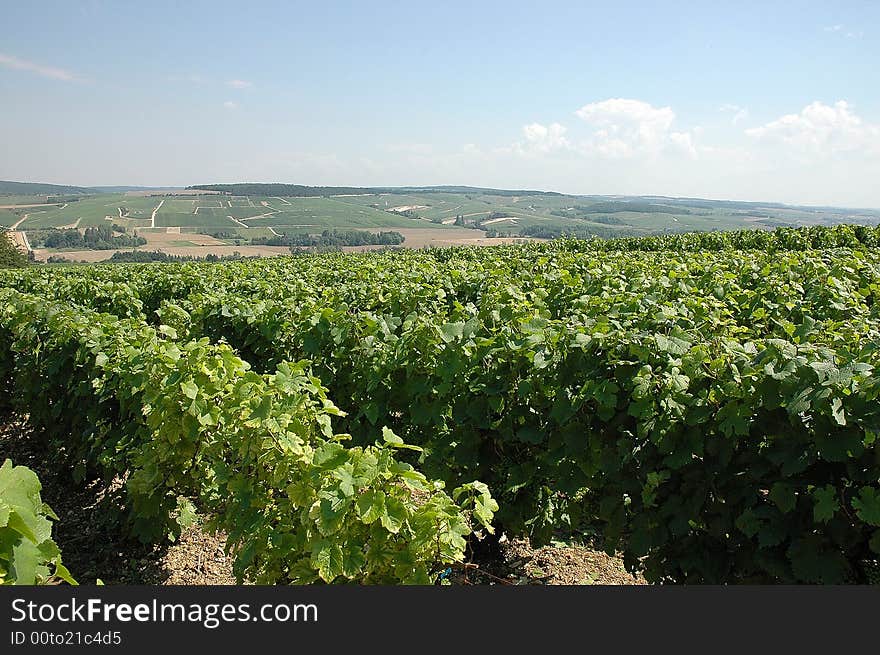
[0,180,96,195]
[92,186,183,193]
[187,183,561,197]
[393,185,562,197]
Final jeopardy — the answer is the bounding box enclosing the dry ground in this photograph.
[30,226,540,262]
[386,227,536,248]
[0,412,641,585]
[0,413,234,584]
[7,231,30,252]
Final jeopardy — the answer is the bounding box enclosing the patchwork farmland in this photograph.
[3,183,880,263]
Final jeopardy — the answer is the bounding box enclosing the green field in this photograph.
[0,208,24,227]
[5,188,880,245]
[154,211,239,228]
[0,194,58,205]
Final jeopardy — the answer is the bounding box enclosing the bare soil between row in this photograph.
[0,412,641,585]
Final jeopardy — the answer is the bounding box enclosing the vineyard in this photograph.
[2,224,880,584]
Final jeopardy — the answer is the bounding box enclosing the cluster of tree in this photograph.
[250,230,405,247]
[388,209,422,219]
[108,250,254,263]
[28,226,146,250]
[484,228,517,238]
[0,231,28,268]
[200,230,239,239]
[453,214,485,229]
[589,215,627,225]
[47,195,86,204]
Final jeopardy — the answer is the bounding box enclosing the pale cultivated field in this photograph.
[31,226,540,262]
[33,245,292,262]
[390,227,536,248]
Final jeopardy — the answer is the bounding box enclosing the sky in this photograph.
[1,1,879,207]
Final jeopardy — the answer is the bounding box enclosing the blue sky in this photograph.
[2,1,879,206]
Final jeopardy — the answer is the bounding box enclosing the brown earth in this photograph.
[0,412,234,584]
[1,412,640,585]
[32,245,293,262]
[31,227,541,262]
[8,231,30,252]
[375,227,537,248]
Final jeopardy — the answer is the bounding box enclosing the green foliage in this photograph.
[0,460,75,585]
[0,180,94,195]
[1,224,879,583]
[250,229,405,248]
[29,226,146,250]
[0,291,494,583]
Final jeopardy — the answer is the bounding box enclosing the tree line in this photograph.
[250,229,405,247]
[30,226,146,250]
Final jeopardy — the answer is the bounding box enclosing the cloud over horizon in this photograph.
[746,100,880,157]
[574,98,696,158]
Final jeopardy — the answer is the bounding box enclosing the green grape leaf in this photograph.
[852,487,880,526]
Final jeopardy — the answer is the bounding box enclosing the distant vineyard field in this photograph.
[5,189,879,243]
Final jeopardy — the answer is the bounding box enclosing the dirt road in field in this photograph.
[8,230,31,252]
[150,199,165,228]
[58,218,82,229]
[10,213,29,230]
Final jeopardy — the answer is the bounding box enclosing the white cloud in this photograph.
[226,79,252,89]
[519,122,570,153]
[574,98,695,158]
[668,131,697,158]
[223,100,238,110]
[824,24,863,38]
[0,52,81,81]
[745,100,880,155]
[720,103,749,125]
